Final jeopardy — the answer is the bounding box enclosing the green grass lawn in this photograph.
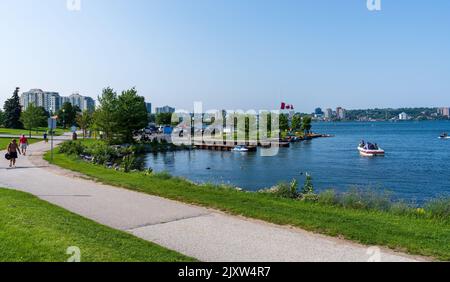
[0,188,195,262]
[45,150,450,261]
[0,127,66,137]
[0,138,40,150]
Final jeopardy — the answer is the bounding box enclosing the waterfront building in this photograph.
[324,108,333,119]
[438,107,450,117]
[399,112,410,120]
[20,89,95,113]
[336,107,346,120]
[156,105,175,114]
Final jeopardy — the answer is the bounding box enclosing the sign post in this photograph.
[48,117,57,161]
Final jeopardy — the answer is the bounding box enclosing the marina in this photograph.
[146,121,450,202]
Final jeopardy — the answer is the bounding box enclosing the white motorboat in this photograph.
[439,133,449,139]
[358,143,385,157]
[232,145,249,152]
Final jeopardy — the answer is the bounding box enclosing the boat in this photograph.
[232,145,249,152]
[358,142,385,157]
[439,133,449,139]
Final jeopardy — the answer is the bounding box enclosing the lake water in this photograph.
[145,121,450,202]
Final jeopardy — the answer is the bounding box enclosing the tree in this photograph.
[148,113,156,123]
[93,87,119,143]
[20,103,48,138]
[156,113,173,126]
[116,87,148,143]
[279,113,289,132]
[0,110,5,127]
[301,116,312,135]
[57,102,80,128]
[76,110,93,139]
[3,87,23,129]
[291,114,302,132]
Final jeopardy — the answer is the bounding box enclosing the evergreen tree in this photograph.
[0,109,5,127]
[3,87,23,129]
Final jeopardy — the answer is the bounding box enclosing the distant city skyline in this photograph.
[1,0,449,112]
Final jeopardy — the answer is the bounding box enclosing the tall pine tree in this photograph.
[3,87,23,129]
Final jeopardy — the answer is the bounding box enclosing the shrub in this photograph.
[302,174,314,194]
[273,179,300,199]
[58,141,86,156]
[86,142,119,165]
[121,154,136,173]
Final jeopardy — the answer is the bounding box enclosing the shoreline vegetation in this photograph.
[0,188,195,262]
[45,140,450,261]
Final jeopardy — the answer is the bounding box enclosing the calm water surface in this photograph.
[145,121,450,201]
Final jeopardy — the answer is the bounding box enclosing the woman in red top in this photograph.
[19,135,28,156]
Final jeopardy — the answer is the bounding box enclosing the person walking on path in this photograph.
[19,135,29,156]
[6,139,21,168]
[43,132,48,143]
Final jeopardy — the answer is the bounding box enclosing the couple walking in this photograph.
[5,135,28,168]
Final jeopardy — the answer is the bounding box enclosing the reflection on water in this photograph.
[145,121,450,201]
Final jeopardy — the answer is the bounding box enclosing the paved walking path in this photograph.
[0,137,424,262]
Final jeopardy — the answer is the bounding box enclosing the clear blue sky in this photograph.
[1,0,449,112]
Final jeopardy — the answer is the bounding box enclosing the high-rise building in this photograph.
[336,107,346,120]
[438,107,450,117]
[83,97,96,112]
[324,108,333,119]
[145,103,152,114]
[20,89,95,113]
[156,106,175,114]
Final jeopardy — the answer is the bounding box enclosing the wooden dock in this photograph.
[193,139,289,151]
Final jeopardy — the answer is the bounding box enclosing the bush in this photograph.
[302,174,314,194]
[86,142,119,165]
[273,179,300,199]
[58,141,86,156]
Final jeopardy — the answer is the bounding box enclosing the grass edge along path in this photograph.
[44,150,450,261]
[0,138,40,149]
[0,188,195,262]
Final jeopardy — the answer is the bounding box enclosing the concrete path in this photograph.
[0,137,424,262]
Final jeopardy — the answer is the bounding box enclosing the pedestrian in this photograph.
[19,134,29,156]
[43,132,48,143]
[6,139,21,168]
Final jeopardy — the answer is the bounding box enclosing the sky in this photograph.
[1,0,449,113]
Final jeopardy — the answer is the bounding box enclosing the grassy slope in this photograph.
[45,151,450,261]
[0,127,66,136]
[0,138,39,150]
[0,188,195,262]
